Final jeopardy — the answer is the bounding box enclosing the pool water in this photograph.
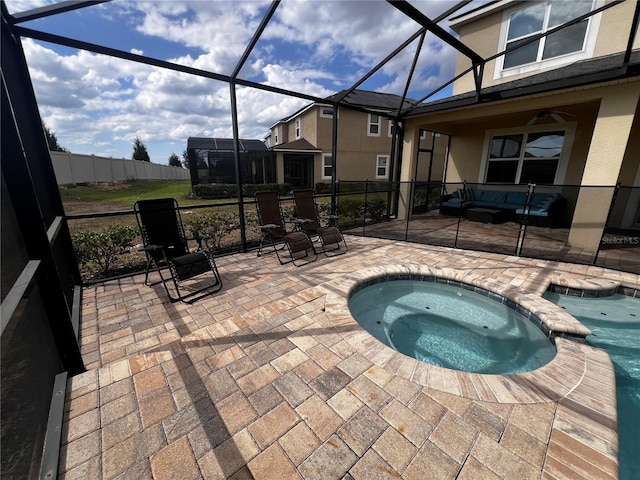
[543,292,640,480]
[349,280,556,374]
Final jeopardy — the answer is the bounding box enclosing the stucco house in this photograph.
[399,0,640,256]
[265,89,450,189]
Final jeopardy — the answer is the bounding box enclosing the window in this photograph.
[496,0,600,77]
[274,127,279,145]
[388,120,401,137]
[368,114,380,136]
[322,154,333,179]
[320,107,333,118]
[376,155,389,179]
[485,131,565,184]
[295,118,301,139]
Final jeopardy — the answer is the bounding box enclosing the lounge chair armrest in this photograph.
[294,218,313,225]
[141,244,163,252]
[260,224,277,231]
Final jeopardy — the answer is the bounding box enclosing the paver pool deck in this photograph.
[59,236,639,479]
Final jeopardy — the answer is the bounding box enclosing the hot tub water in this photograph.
[349,279,556,374]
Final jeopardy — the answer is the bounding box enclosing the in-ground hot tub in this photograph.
[348,277,556,374]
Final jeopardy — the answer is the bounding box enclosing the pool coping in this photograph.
[325,264,620,475]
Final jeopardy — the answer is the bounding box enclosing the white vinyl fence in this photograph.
[51,151,190,185]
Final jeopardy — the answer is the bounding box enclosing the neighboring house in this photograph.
[399,0,640,255]
[186,137,276,186]
[265,90,450,189]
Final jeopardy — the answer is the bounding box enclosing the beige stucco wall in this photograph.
[272,106,398,186]
[568,83,638,250]
[316,107,397,183]
[593,0,640,57]
[401,79,639,246]
[452,0,638,95]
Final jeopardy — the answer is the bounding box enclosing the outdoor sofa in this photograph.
[440,188,566,226]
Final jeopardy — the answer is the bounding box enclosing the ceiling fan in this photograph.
[526,109,576,126]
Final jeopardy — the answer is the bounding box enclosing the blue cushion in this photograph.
[443,199,472,208]
[530,193,547,204]
[477,191,507,203]
[505,192,528,205]
[496,203,519,210]
[516,207,549,216]
[528,209,549,217]
[455,188,475,201]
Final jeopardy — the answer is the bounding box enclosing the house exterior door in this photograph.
[284,154,314,189]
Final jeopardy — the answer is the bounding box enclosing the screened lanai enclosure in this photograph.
[2,0,640,478]
[187,137,276,186]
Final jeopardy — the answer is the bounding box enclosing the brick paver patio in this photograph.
[59,236,639,479]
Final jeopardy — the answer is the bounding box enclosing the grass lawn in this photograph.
[59,180,196,214]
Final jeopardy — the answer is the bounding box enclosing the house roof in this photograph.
[187,137,268,152]
[405,49,640,118]
[268,89,418,129]
[271,138,321,152]
[325,89,418,112]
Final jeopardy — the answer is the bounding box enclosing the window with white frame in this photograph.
[388,120,400,137]
[376,155,389,179]
[485,130,566,185]
[322,154,333,179]
[496,0,600,77]
[368,114,380,136]
[320,107,333,118]
[295,118,301,139]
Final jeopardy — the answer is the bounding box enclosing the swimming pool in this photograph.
[543,291,640,480]
[349,279,556,374]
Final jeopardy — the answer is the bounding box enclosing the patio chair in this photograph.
[254,191,317,266]
[292,189,348,256]
[134,198,222,303]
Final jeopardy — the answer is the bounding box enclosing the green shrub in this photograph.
[337,182,366,194]
[281,205,297,222]
[184,211,240,250]
[316,202,331,218]
[243,211,259,234]
[243,183,292,197]
[366,197,387,222]
[315,182,331,193]
[338,199,365,221]
[192,182,292,199]
[192,183,237,198]
[72,225,138,276]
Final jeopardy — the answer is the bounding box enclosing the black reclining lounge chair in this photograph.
[254,191,317,266]
[134,198,222,303]
[292,189,348,256]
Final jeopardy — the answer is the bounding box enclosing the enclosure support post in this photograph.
[331,104,339,215]
[229,82,247,251]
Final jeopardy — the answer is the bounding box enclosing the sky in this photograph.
[7,0,486,165]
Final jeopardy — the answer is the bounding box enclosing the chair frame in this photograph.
[292,189,348,256]
[254,191,317,267]
[134,198,222,303]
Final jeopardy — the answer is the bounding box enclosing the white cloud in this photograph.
[17,0,471,162]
